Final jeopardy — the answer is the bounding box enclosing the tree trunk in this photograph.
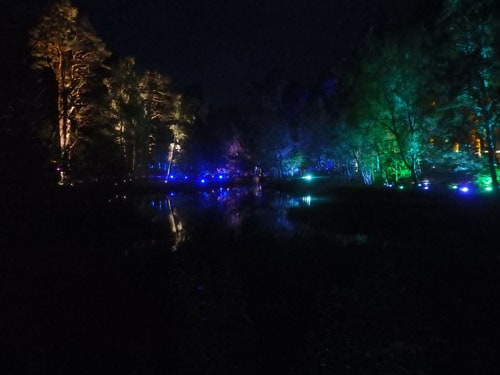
[57,51,71,184]
[485,124,499,191]
[165,143,175,182]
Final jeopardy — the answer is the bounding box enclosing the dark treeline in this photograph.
[2,0,500,192]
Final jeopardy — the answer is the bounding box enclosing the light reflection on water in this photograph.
[116,187,326,252]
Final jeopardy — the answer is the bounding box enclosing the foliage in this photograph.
[350,33,433,185]
[138,70,196,178]
[243,69,340,179]
[22,0,500,191]
[105,56,147,173]
[435,0,500,189]
[29,0,112,183]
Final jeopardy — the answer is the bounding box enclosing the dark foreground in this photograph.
[2,183,500,374]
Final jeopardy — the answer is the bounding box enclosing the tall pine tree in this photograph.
[30,0,111,183]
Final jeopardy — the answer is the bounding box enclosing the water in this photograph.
[4,185,500,374]
[107,187,330,254]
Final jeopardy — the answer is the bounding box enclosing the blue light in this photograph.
[201,179,206,184]
[218,174,224,179]
[170,175,174,179]
[460,186,469,193]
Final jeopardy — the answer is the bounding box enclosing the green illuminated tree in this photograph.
[29,0,111,183]
[437,0,500,190]
[353,34,432,185]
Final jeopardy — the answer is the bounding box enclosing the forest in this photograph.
[2,0,500,193]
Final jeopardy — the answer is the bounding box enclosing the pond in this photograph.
[3,184,500,374]
[116,186,333,253]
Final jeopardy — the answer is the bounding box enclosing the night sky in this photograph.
[7,0,439,108]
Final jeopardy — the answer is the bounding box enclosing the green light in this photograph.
[302,195,312,205]
[303,174,313,181]
[474,173,495,194]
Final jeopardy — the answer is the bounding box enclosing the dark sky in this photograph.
[70,0,395,108]
[8,0,438,109]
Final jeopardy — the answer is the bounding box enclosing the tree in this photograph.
[437,0,500,190]
[352,34,432,185]
[139,71,194,178]
[245,70,309,178]
[1,1,56,189]
[105,56,147,173]
[164,94,193,181]
[30,0,111,183]
[139,70,174,172]
[300,75,342,173]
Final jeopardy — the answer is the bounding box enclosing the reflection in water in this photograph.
[165,196,185,251]
[214,186,263,232]
[121,186,324,252]
[124,193,189,252]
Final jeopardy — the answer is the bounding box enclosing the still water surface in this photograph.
[5,185,500,374]
[115,186,331,253]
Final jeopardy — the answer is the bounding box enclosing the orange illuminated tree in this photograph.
[139,71,193,178]
[105,57,147,173]
[29,0,110,183]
